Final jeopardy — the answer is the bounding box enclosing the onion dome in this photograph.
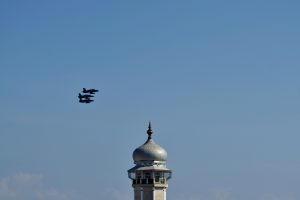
[133,122,167,162]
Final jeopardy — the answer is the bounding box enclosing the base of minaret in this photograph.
[134,187,167,200]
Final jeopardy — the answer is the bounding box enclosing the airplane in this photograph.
[82,88,99,94]
[79,98,94,103]
[78,93,94,99]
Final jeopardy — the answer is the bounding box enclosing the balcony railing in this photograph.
[132,178,166,185]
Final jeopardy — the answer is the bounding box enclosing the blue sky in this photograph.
[1,1,300,200]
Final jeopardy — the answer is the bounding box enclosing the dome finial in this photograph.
[147,121,153,139]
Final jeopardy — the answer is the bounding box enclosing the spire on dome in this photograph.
[147,121,153,139]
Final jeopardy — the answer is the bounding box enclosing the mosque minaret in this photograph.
[128,122,172,200]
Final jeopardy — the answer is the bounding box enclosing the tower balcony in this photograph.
[132,178,167,186]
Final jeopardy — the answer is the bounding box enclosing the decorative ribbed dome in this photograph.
[132,123,167,162]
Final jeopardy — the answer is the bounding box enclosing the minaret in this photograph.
[128,122,172,200]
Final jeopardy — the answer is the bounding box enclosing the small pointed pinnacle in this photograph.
[147,121,153,139]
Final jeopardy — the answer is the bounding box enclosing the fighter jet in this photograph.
[82,88,99,94]
[79,98,94,103]
[78,93,94,99]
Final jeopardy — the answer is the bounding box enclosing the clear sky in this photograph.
[1,1,300,200]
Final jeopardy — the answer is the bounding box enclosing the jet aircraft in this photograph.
[79,98,94,103]
[78,93,94,99]
[82,88,99,94]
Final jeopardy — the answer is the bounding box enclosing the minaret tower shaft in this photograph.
[128,122,172,200]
